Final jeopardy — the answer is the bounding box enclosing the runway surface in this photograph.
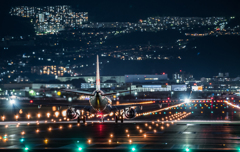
[0,101,240,151]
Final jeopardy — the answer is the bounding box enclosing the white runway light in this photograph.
[184,99,190,103]
[10,99,15,104]
[68,97,72,102]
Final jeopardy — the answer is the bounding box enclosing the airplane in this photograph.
[29,55,161,123]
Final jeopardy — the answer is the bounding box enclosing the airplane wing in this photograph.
[63,89,94,96]
[28,101,92,111]
[111,101,158,111]
[102,90,131,96]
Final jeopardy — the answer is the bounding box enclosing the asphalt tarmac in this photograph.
[0,101,240,151]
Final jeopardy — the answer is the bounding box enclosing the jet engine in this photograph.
[66,109,80,119]
[124,108,137,119]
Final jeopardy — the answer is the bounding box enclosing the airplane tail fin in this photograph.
[96,55,100,90]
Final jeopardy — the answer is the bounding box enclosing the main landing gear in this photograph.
[115,115,123,123]
[77,115,86,123]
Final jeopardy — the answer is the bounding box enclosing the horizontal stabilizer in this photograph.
[102,90,131,96]
[63,89,94,96]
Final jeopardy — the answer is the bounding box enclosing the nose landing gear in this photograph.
[100,117,104,123]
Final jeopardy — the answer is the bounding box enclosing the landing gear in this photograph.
[100,117,104,123]
[115,115,123,123]
[77,115,86,123]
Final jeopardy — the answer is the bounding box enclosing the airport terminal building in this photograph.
[125,74,168,83]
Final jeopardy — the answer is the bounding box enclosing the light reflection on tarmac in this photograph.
[0,120,240,125]
[0,102,240,150]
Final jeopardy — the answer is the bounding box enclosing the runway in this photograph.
[0,102,240,151]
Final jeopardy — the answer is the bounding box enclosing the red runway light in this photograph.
[30,100,33,103]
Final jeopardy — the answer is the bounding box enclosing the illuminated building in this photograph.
[31,65,71,76]
[125,74,168,83]
[10,6,88,34]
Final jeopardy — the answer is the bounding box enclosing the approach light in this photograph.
[27,114,31,119]
[132,147,136,151]
[55,111,59,117]
[24,147,29,150]
[47,113,50,118]
[78,147,82,151]
[44,139,48,144]
[185,148,189,152]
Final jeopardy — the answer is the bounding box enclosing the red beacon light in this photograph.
[30,100,33,103]
[231,97,234,100]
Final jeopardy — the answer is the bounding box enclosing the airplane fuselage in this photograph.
[89,91,112,114]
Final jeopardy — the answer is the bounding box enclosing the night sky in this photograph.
[1,0,240,78]
[1,0,240,21]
